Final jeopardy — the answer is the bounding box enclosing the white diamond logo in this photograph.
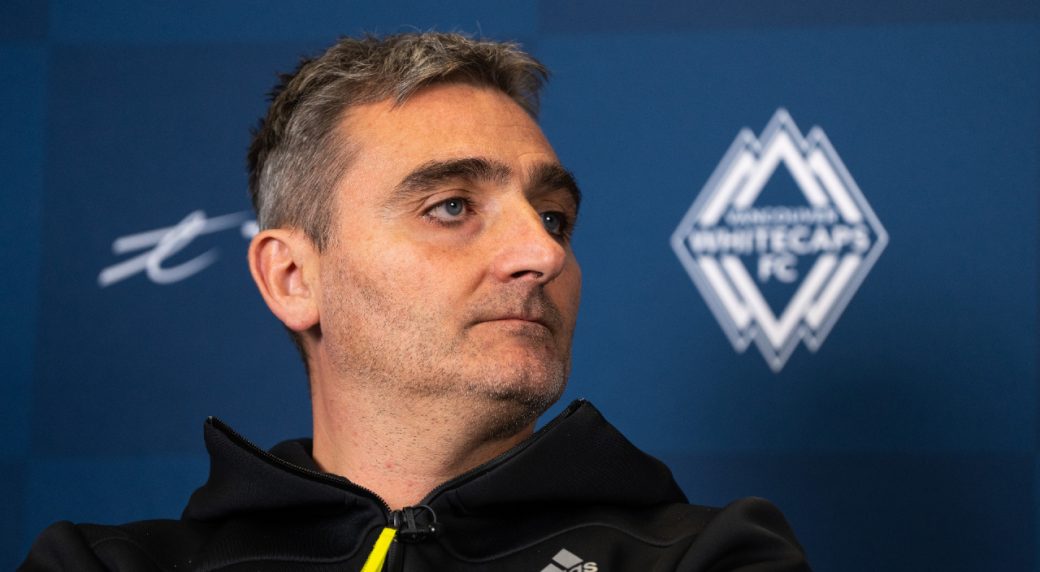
[671,109,888,372]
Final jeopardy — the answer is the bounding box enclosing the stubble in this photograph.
[320,255,571,435]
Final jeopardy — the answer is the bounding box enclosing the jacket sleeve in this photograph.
[19,521,111,572]
[678,497,812,572]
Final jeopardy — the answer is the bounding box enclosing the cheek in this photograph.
[555,262,583,324]
[367,241,484,305]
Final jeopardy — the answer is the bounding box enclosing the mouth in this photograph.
[481,316,552,331]
[467,292,564,335]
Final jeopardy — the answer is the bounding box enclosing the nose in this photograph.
[489,203,568,285]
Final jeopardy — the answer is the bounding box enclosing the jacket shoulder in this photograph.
[20,521,107,571]
[20,519,204,572]
[676,497,811,571]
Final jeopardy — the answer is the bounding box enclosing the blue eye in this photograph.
[442,199,465,217]
[425,197,472,226]
[429,198,467,218]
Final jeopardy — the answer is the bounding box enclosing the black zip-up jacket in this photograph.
[21,400,810,571]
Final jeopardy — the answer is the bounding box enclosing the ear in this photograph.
[248,229,321,332]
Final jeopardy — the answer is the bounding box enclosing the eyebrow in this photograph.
[383,156,581,214]
[527,162,581,215]
[383,157,511,211]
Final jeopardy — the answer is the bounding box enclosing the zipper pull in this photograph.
[360,527,397,572]
[390,505,439,543]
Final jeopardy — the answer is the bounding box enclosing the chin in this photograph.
[465,360,569,438]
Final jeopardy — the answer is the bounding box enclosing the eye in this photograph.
[440,198,465,217]
[541,211,570,237]
[425,197,472,225]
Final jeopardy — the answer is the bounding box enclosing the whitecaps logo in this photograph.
[671,109,888,372]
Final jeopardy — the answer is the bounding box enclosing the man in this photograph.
[23,33,810,571]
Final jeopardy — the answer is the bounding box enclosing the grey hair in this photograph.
[247,32,550,251]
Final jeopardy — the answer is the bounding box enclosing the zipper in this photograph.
[208,399,586,569]
[209,418,405,568]
[389,505,439,542]
[210,399,584,514]
[416,399,584,506]
[207,417,394,515]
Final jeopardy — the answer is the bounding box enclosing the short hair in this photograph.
[246,32,549,369]
[247,32,549,251]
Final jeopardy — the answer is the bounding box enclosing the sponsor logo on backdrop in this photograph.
[671,109,887,372]
[98,210,257,287]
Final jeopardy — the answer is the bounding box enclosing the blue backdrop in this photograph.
[3,2,1038,570]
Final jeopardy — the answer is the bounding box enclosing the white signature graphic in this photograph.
[98,210,258,287]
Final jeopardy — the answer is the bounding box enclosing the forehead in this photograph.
[337,83,558,185]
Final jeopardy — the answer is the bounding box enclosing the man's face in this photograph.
[316,83,581,420]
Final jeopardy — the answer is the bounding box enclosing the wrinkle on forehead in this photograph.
[331,84,569,233]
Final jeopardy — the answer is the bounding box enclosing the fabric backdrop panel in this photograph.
[541,23,1038,453]
[2,2,1037,571]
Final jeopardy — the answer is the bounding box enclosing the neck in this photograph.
[308,365,536,509]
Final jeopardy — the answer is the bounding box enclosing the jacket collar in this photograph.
[183,399,686,523]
